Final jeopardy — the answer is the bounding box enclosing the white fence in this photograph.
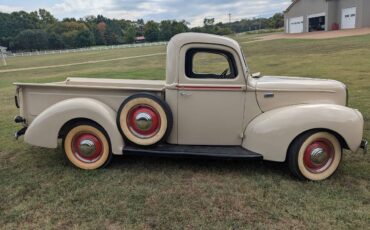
[6,41,168,58]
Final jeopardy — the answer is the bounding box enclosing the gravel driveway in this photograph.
[262,27,370,40]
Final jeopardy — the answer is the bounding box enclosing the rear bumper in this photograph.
[14,116,27,139]
[15,127,27,139]
[360,139,368,154]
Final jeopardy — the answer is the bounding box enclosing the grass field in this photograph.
[0,33,369,229]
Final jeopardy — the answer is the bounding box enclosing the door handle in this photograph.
[264,92,274,98]
[180,91,192,96]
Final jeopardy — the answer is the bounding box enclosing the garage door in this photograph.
[308,13,326,32]
[289,16,304,33]
[341,7,356,29]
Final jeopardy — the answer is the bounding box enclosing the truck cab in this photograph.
[165,33,251,146]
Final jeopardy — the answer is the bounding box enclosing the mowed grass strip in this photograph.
[0,34,369,229]
[0,45,166,70]
[0,53,166,74]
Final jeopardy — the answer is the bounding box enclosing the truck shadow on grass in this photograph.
[24,143,291,179]
[18,145,296,181]
[109,154,292,179]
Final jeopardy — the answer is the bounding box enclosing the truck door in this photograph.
[177,44,246,145]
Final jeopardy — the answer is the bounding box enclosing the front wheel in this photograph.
[63,121,112,170]
[288,131,342,181]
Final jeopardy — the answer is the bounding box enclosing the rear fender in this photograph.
[24,98,124,155]
[242,104,364,162]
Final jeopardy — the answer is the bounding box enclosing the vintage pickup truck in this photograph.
[14,33,367,181]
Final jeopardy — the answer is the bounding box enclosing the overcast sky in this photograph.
[0,0,290,27]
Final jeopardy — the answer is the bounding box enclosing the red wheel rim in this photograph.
[127,105,161,139]
[72,133,103,163]
[303,138,335,173]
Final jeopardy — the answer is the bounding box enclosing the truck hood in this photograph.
[255,76,347,112]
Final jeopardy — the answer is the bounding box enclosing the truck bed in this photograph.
[64,77,165,90]
[14,77,166,124]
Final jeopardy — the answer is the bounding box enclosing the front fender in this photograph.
[242,104,364,162]
[24,98,124,155]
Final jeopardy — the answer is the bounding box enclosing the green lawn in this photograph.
[0,34,369,229]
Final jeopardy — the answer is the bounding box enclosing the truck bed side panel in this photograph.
[19,85,164,124]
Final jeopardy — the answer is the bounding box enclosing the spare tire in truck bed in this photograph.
[117,93,173,146]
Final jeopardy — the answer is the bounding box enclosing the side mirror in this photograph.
[251,72,262,78]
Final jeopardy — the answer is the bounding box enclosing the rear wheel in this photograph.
[288,131,342,181]
[63,121,112,170]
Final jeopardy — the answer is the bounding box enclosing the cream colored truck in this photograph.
[14,33,367,181]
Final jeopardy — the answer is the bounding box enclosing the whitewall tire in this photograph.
[63,122,112,170]
[117,93,173,146]
[288,131,342,181]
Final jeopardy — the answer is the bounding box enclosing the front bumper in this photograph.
[360,139,368,154]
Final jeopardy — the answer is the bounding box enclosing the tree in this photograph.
[159,20,172,41]
[203,18,216,34]
[0,10,42,49]
[0,12,13,47]
[95,22,107,45]
[171,20,189,35]
[49,21,87,35]
[190,27,203,33]
[61,30,79,48]
[136,19,145,36]
[96,15,107,23]
[13,29,48,51]
[0,7,286,52]
[48,33,64,49]
[105,19,124,45]
[123,26,136,43]
[268,13,284,29]
[62,18,77,22]
[38,9,57,27]
[204,18,215,26]
[159,20,189,41]
[144,21,159,42]
[48,20,89,48]
[215,27,233,35]
[76,29,95,47]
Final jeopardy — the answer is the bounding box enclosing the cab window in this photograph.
[185,48,237,79]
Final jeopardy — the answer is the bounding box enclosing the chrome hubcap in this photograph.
[72,133,103,163]
[78,139,96,157]
[310,147,328,165]
[127,105,161,139]
[304,138,335,174]
[135,112,152,131]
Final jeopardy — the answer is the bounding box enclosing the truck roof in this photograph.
[168,33,240,50]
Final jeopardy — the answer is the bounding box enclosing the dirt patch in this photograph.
[262,27,370,40]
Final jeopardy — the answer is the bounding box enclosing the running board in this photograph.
[123,144,263,160]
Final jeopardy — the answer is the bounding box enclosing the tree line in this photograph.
[0,9,284,52]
